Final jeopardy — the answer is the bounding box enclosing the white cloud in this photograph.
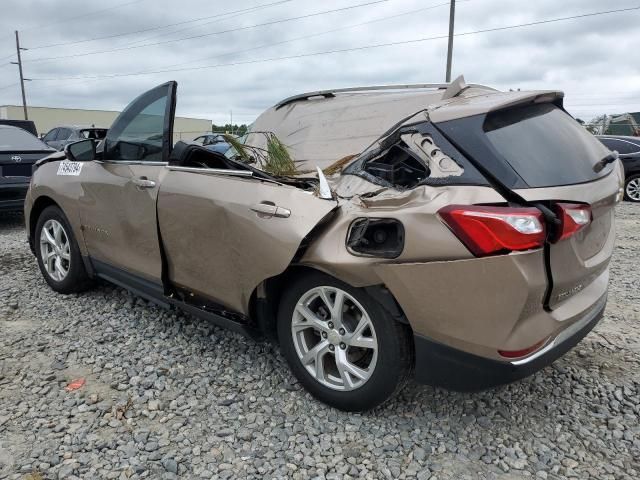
[0,0,638,125]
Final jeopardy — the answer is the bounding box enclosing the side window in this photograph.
[56,128,71,140]
[43,129,57,142]
[616,140,640,155]
[601,138,640,155]
[104,82,175,162]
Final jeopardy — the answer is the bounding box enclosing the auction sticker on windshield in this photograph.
[57,161,83,176]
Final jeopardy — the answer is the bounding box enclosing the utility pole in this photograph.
[11,30,29,120]
[445,0,456,82]
[230,110,233,135]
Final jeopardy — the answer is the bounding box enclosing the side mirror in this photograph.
[65,139,96,162]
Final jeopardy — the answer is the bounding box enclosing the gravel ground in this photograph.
[0,204,639,480]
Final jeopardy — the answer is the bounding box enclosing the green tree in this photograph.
[212,123,248,136]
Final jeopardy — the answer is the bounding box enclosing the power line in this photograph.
[568,93,640,98]
[132,1,458,72]
[20,0,147,33]
[25,0,294,50]
[31,5,640,83]
[0,0,148,58]
[0,82,19,92]
[569,102,640,107]
[25,0,390,63]
[122,1,297,48]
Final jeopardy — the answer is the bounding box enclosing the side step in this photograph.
[90,258,257,338]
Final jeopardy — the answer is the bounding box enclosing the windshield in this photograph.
[483,104,612,187]
[0,126,49,151]
[224,134,246,159]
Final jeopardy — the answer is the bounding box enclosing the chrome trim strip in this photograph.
[166,165,253,177]
[509,297,605,366]
[97,160,169,166]
[316,166,333,200]
[509,341,556,366]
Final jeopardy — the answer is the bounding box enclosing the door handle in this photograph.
[250,202,291,218]
[132,177,156,189]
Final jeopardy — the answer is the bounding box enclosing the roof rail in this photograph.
[274,80,494,109]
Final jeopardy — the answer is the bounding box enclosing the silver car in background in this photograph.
[42,125,108,151]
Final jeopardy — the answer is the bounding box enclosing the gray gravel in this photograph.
[1,204,639,480]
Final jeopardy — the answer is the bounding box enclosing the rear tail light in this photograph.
[553,203,591,242]
[438,205,545,257]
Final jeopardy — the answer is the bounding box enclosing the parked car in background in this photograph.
[42,125,108,151]
[193,133,231,154]
[25,78,622,410]
[597,135,640,202]
[0,119,38,137]
[0,125,54,212]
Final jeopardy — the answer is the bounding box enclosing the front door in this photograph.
[78,81,177,283]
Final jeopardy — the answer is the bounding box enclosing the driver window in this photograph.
[104,89,169,162]
[43,129,57,142]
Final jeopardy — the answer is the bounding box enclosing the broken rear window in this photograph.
[345,123,489,189]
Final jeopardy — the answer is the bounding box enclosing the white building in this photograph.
[0,104,212,140]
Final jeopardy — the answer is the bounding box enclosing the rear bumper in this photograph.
[413,295,606,390]
[0,183,28,212]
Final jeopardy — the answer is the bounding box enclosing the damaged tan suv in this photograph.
[25,77,623,411]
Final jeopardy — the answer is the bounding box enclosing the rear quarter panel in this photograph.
[301,184,506,286]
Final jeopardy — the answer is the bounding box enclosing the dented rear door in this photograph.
[157,169,337,314]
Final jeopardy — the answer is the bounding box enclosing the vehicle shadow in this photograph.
[0,212,25,230]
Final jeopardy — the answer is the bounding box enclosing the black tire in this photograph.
[34,205,93,294]
[277,271,413,411]
[624,174,640,202]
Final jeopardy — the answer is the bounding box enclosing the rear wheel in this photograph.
[35,205,92,293]
[277,271,413,411]
[624,174,640,202]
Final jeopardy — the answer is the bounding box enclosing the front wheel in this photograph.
[35,205,92,294]
[624,174,640,202]
[277,271,413,411]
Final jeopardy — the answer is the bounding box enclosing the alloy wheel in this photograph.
[40,219,71,282]
[626,177,640,201]
[291,286,378,391]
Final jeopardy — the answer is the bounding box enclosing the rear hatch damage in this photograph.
[240,81,622,311]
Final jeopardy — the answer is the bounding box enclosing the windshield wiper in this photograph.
[593,151,618,173]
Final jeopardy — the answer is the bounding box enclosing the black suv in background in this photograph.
[0,119,38,137]
[597,135,640,202]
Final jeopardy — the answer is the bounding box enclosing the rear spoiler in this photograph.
[429,90,565,124]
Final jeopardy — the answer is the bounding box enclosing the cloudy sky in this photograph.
[0,0,639,126]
